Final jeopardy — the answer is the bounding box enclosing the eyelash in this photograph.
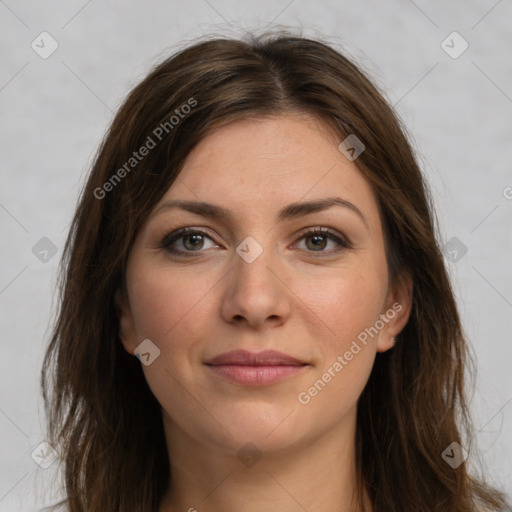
[159,226,351,258]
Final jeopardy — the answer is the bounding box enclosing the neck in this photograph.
[159,407,372,512]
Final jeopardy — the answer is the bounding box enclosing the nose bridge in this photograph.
[221,233,290,325]
[233,233,279,293]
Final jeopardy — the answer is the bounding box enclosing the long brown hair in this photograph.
[42,31,508,512]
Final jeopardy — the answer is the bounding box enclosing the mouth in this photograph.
[204,350,310,386]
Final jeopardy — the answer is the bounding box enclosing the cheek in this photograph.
[125,261,220,417]
[293,270,384,421]
[296,260,387,350]
[294,261,386,384]
[126,260,218,344]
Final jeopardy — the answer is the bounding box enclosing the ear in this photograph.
[376,271,413,353]
[115,288,138,355]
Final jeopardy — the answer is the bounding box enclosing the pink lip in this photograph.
[204,350,309,386]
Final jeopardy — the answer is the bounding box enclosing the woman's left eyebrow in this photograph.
[153,197,368,228]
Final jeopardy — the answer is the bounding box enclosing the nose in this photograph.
[220,241,292,329]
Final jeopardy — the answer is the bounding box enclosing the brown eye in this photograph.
[305,233,329,251]
[182,233,206,251]
[295,228,350,254]
[161,228,218,256]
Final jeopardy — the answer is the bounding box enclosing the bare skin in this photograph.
[117,114,412,512]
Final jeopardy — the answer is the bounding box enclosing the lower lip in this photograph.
[205,364,308,386]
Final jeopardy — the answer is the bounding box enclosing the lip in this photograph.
[204,349,306,366]
[204,350,310,386]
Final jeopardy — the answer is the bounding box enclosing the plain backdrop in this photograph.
[1,0,511,510]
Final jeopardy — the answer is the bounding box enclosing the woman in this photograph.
[42,31,509,511]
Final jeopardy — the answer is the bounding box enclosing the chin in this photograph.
[200,403,308,454]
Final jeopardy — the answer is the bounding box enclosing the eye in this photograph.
[294,227,350,254]
[160,226,350,258]
[160,228,218,256]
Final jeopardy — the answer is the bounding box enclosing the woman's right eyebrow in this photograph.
[153,197,368,228]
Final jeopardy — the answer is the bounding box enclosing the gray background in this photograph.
[1,0,511,509]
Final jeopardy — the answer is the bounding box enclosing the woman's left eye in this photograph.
[160,227,350,257]
[294,228,350,254]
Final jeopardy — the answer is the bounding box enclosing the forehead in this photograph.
[155,115,381,232]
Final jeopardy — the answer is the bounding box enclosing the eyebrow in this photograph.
[154,196,367,227]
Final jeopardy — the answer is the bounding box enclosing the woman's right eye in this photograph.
[160,228,219,257]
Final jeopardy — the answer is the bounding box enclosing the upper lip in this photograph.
[204,350,307,366]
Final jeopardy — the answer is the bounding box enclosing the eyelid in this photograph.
[160,226,218,246]
[293,226,351,246]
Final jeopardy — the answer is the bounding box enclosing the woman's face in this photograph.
[118,114,411,455]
